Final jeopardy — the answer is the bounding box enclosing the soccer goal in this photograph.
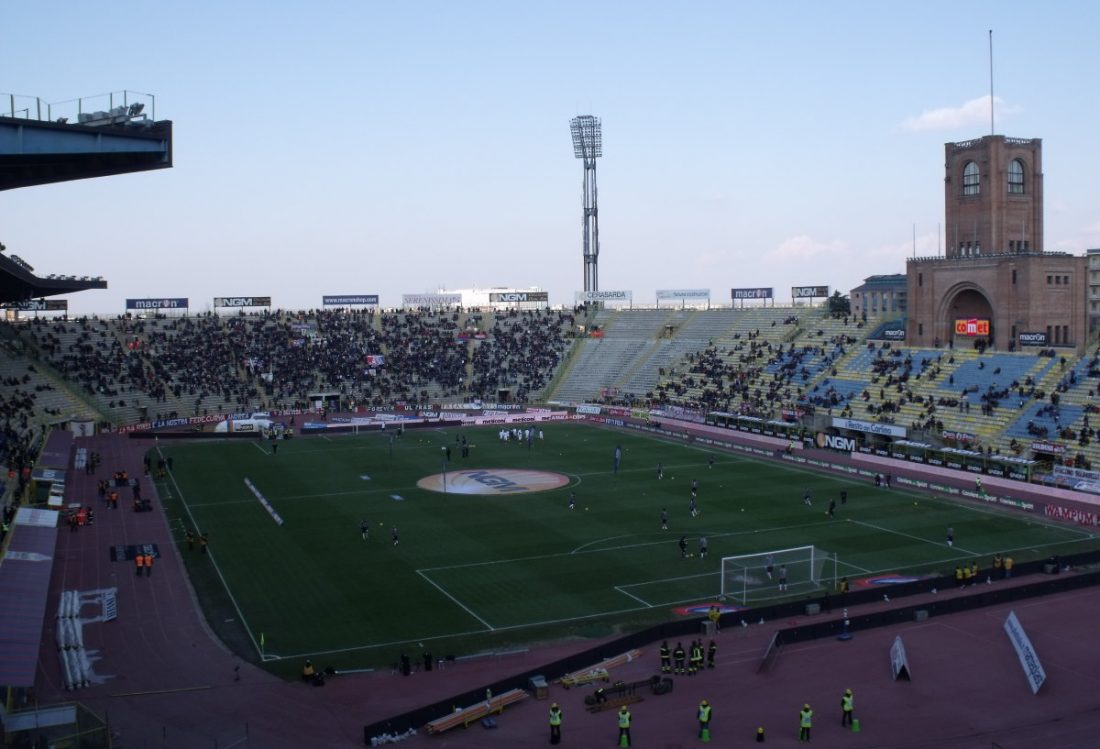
[720,545,836,605]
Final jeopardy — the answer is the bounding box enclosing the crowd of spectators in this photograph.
[469,309,574,402]
[8,308,577,419]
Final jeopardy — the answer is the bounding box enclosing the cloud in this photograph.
[765,235,849,263]
[1051,220,1100,252]
[867,231,941,260]
[900,95,1020,132]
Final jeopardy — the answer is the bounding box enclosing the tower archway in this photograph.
[938,284,996,349]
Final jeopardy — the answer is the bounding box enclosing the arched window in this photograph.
[962,162,980,196]
[1008,159,1025,194]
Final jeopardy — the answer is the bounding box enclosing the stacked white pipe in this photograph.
[55,590,90,689]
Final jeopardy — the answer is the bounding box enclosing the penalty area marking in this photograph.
[244,478,285,526]
[415,570,494,630]
[849,518,980,556]
[570,519,838,555]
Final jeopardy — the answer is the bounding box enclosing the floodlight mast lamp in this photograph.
[570,115,602,293]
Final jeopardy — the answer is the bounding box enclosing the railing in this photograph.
[908,250,1072,264]
[2,89,157,125]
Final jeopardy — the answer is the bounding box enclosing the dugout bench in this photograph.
[424,688,527,734]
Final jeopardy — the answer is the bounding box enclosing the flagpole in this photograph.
[989,29,995,135]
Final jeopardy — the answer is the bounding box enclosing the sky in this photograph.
[3,1,1100,315]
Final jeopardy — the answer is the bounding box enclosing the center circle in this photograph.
[417,468,571,495]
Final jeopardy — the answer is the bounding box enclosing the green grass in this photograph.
[153,423,1099,672]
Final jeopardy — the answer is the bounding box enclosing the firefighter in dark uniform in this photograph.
[673,642,686,674]
[690,640,703,675]
[659,641,671,674]
[707,639,717,668]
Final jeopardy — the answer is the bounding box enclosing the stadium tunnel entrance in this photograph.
[940,284,995,350]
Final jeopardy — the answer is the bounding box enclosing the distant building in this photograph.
[906,135,1087,353]
[1088,249,1100,333]
[850,274,907,318]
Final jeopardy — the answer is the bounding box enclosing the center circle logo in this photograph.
[417,468,570,495]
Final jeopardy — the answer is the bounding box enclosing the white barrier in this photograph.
[1004,611,1046,694]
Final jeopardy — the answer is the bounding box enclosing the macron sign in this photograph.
[126,298,188,310]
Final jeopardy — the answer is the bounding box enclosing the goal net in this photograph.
[720,545,834,605]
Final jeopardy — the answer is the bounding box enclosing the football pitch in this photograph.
[153,423,1098,670]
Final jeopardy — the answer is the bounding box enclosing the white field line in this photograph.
[614,585,652,606]
[421,520,837,573]
[261,534,1098,663]
[415,569,495,630]
[849,518,982,556]
[156,446,264,658]
[251,441,269,455]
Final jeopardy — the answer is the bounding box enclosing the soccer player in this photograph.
[360,519,369,540]
[679,535,688,558]
[698,536,708,559]
[778,564,788,592]
[803,489,812,506]
[568,492,576,511]
[946,526,954,547]
[613,445,622,475]
[708,455,715,469]
[840,489,848,505]
[827,499,836,518]
[689,495,698,518]
[391,526,400,546]
[765,553,775,579]
[660,508,669,530]
[656,462,664,480]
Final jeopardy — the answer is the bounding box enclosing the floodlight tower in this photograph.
[570,115,602,292]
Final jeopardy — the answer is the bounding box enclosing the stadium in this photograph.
[4,27,1100,749]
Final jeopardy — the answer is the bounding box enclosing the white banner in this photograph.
[831,417,907,438]
[1004,611,1046,694]
[401,293,462,307]
[575,290,632,303]
[656,288,710,301]
[1053,464,1100,484]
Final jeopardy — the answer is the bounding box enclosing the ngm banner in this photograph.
[323,295,379,306]
[126,298,188,310]
[402,293,462,307]
[5,299,68,311]
[575,290,632,302]
[732,288,773,300]
[792,285,829,298]
[489,291,549,303]
[215,296,271,308]
[656,289,710,301]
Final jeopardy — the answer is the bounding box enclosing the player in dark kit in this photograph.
[679,535,689,558]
